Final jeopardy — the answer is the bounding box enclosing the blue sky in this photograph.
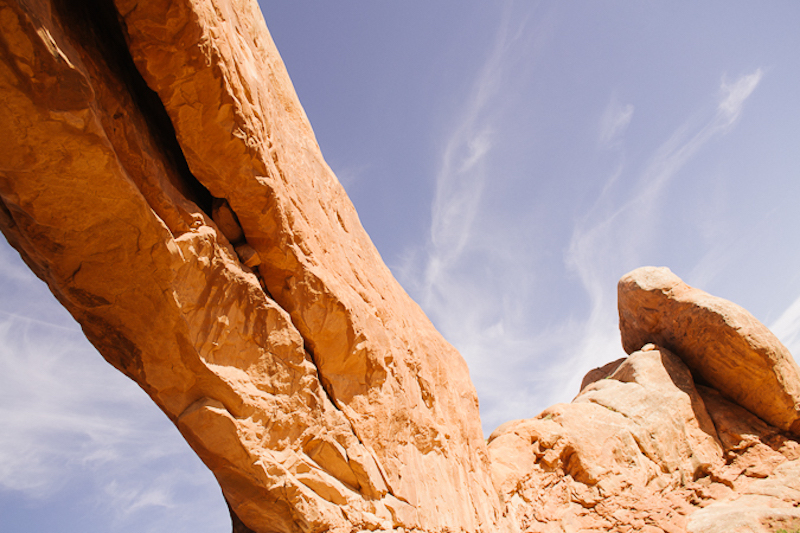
[3,2,800,531]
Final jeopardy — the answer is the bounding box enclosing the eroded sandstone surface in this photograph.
[2,1,799,532]
[619,266,800,437]
[488,269,800,532]
[0,0,505,531]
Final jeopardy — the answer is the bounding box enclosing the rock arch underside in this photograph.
[1,1,799,532]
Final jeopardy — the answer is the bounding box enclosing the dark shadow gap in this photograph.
[51,0,214,216]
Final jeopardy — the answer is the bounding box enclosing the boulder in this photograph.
[488,343,800,533]
[489,266,800,532]
[618,266,800,436]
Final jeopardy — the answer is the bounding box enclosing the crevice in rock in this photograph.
[50,0,278,301]
[305,344,340,411]
[51,0,213,216]
[209,197,272,293]
[304,344,398,500]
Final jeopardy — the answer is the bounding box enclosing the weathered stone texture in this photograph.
[0,0,506,531]
[489,268,800,532]
[4,1,800,532]
[618,266,800,436]
[489,342,800,533]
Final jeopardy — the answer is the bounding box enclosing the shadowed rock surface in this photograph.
[2,1,799,532]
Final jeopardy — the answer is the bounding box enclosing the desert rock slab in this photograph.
[618,266,800,436]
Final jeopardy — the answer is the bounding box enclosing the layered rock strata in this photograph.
[0,0,506,531]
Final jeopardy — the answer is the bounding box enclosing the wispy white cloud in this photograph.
[770,294,800,356]
[393,5,560,434]
[429,127,492,266]
[646,69,762,195]
[103,472,181,518]
[0,245,228,532]
[718,69,763,128]
[563,68,764,392]
[599,100,634,149]
[416,3,561,302]
[421,13,516,300]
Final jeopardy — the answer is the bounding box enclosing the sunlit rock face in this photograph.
[488,268,800,533]
[618,266,800,437]
[0,0,507,531]
[3,1,800,532]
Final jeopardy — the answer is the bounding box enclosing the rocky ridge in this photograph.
[1,1,799,532]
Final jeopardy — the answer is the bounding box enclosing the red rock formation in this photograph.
[619,266,800,437]
[0,0,506,531]
[489,269,800,532]
[3,1,799,531]
[489,344,800,532]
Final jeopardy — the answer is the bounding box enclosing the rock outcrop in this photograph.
[488,268,800,532]
[619,266,800,437]
[0,0,505,531]
[3,1,800,532]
